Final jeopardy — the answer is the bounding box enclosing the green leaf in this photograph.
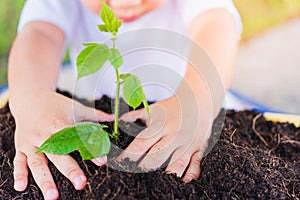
[108,48,123,69]
[100,2,114,24]
[36,122,111,160]
[143,99,150,116]
[99,1,122,33]
[123,74,147,110]
[76,43,109,79]
[113,19,122,33]
[120,73,132,80]
[98,24,108,32]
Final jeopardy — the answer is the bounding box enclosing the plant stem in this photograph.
[112,33,116,49]
[113,69,120,139]
[112,33,119,139]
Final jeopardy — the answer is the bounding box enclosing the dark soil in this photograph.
[0,93,299,199]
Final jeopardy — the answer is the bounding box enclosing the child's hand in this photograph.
[10,89,113,200]
[119,95,213,182]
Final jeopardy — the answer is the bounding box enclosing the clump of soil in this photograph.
[0,94,299,199]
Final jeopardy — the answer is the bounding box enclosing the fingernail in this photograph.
[14,180,24,190]
[74,176,84,189]
[46,189,57,200]
[96,156,107,165]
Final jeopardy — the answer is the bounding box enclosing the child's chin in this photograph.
[119,16,138,22]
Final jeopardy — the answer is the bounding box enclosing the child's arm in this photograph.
[189,8,239,91]
[9,22,113,199]
[119,8,239,181]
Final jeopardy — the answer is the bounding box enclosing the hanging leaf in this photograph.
[36,122,111,160]
[76,43,109,79]
[123,74,148,111]
[108,48,123,69]
[120,73,132,80]
[143,99,150,116]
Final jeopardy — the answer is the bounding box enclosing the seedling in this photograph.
[37,1,149,160]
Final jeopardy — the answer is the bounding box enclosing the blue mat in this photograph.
[225,89,280,113]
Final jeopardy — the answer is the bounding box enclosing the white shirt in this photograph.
[18,0,242,100]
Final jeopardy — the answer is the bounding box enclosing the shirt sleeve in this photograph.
[18,0,80,45]
[178,0,243,38]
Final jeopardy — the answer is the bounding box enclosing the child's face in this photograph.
[81,0,165,22]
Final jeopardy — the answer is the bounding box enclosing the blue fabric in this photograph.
[0,84,7,94]
[227,89,280,113]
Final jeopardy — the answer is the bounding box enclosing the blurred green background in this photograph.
[234,0,300,41]
[0,0,26,86]
[0,0,300,86]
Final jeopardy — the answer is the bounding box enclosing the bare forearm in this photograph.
[176,8,239,118]
[188,8,239,91]
[8,22,65,101]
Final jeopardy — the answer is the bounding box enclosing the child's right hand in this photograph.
[10,89,113,200]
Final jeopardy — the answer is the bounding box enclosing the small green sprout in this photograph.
[37,1,149,160]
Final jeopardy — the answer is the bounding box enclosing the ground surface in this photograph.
[0,95,299,199]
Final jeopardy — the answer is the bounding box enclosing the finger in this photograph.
[117,122,164,162]
[182,150,203,183]
[94,109,114,122]
[165,148,191,177]
[46,154,87,190]
[120,103,166,125]
[118,104,167,162]
[13,151,28,191]
[138,136,177,170]
[75,105,114,122]
[91,156,107,166]
[27,151,59,200]
[120,109,149,124]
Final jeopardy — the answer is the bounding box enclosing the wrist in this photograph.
[9,87,56,113]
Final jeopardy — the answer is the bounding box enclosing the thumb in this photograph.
[120,108,150,125]
[75,104,114,122]
[94,109,114,122]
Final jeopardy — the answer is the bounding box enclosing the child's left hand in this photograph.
[119,94,213,182]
